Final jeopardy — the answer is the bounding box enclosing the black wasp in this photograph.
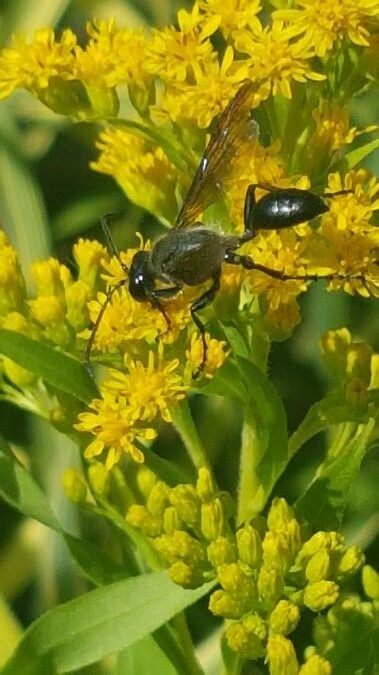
[86,80,355,372]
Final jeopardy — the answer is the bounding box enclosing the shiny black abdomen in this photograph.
[151,228,228,286]
[252,188,329,230]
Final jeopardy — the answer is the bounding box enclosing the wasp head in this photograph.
[128,250,154,302]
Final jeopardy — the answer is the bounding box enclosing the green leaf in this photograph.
[288,395,371,459]
[0,437,61,531]
[314,599,378,675]
[0,330,98,404]
[295,419,376,529]
[118,633,180,675]
[0,439,125,586]
[204,356,288,515]
[342,138,379,170]
[2,573,214,674]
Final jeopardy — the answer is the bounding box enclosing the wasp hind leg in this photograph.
[190,269,221,378]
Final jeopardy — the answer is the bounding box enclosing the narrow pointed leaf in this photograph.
[0,330,98,403]
[2,572,214,674]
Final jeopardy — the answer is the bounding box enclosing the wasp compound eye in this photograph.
[128,250,153,302]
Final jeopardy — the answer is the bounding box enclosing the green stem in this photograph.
[170,399,209,471]
[237,409,263,524]
[327,421,357,458]
[173,612,204,675]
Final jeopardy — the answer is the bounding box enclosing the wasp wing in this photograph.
[174,80,259,230]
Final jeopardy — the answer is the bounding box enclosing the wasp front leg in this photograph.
[190,269,221,377]
[148,285,182,329]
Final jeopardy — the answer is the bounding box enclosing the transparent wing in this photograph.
[174,80,259,230]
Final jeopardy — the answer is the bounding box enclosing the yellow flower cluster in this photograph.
[320,327,379,407]
[0,0,378,472]
[124,467,370,668]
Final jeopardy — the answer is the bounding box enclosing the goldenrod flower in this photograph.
[91,129,181,221]
[234,21,325,99]
[159,46,254,129]
[0,233,26,315]
[0,28,76,99]
[145,5,220,83]
[73,238,108,288]
[273,0,379,57]
[75,393,157,469]
[104,349,189,423]
[186,332,229,377]
[312,102,377,152]
[198,0,262,39]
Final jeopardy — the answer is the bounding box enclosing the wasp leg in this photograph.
[190,269,221,378]
[225,251,370,288]
[84,278,126,373]
[148,285,182,329]
[323,189,353,198]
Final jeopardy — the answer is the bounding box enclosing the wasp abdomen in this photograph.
[252,188,329,230]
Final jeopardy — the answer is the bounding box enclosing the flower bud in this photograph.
[163,506,182,534]
[208,589,246,619]
[266,633,298,675]
[269,600,300,635]
[38,78,92,118]
[296,532,344,568]
[146,481,171,516]
[207,536,237,568]
[257,566,283,607]
[303,581,339,612]
[320,328,350,377]
[335,545,365,582]
[362,565,379,600]
[65,279,91,331]
[217,562,256,604]
[346,343,372,384]
[126,504,162,537]
[0,239,26,315]
[84,84,120,118]
[237,524,262,568]
[88,462,110,496]
[153,530,205,566]
[267,497,295,531]
[299,655,332,674]
[196,467,217,501]
[136,466,157,499]
[63,468,88,503]
[305,549,331,583]
[201,498,225,541]
[225,617,266,659]
[73,238,107,288]
[169,561,204,589]
[169,484,200,526]
[263,531,293,574]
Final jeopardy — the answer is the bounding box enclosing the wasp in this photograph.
[85,81,362,372]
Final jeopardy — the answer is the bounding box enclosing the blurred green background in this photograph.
[0,1,378,672]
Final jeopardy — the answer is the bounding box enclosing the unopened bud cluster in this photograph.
[126,467,369,668]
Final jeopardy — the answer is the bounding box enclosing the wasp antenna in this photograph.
[100,213,129,273]
[84,278,126,369]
